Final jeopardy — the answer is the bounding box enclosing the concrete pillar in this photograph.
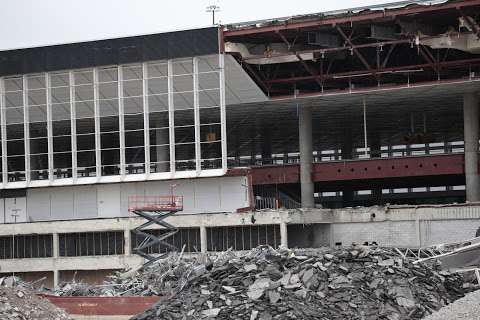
[52,233,59,288]
[200,226,207,253]
[299,106,315,208]
[124,229,131,256]
[155,121,169,172]
[280,222,288,248]
[53,270,59,288]
[464,93,480,202]
[52,233,59,258]
[341,126,354,207]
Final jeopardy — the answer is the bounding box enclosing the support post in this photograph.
[124,229,131,256]
[280,222,288,248]
[200,226,208,253]
[464,93,480,202]
[52,233,59,288]
[299,105,314,208]
[52,233,59,258]
[53,270,59,289]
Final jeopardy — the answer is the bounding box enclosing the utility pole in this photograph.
[206,5,220,26]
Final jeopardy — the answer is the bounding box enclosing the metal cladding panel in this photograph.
[50,188,75,220]
[73,186,98,219]
[97,185,122,218]
[0,27,219,77]
[4,198,27,223]
[0,200,4,223]
[26,189,51,221]
[120,182,145,216]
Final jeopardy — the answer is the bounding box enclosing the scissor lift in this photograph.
[128,195,183,267]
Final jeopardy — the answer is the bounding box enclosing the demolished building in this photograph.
[0,0,480,287]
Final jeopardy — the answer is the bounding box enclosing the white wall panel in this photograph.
[26,189,51,221]
[74,186,98,219]
[50,187,74,220]
[5,197,27,223]
[120,182,145,216]
[21,175,248,222]
[97,184,121,218]
[0,199,5,223]
[195,178,221,213]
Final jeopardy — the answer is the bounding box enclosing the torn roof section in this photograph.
[222,0,480,98]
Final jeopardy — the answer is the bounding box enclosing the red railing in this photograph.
[128,195,183,212]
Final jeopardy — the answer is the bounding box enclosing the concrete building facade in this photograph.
[0,0,480,287]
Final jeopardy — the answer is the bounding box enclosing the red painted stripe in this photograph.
[41,295,161,316]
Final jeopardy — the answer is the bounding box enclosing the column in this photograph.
[464,93,480,202]
[341,125,354,207]
[299,105,314,208]
[369,129,383,204]
[52,233,59,258]
[200,226,207,253]
[53,270,59,288]
[124,229,131,256]
[280,222,288,248]
[52,233,59,288]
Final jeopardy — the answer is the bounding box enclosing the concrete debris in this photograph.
[0,286,70,320]
[127,245,470,320]
[423,289,480,320]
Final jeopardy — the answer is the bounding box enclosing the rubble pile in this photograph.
[129,246,468,320]
[0,285,70,320]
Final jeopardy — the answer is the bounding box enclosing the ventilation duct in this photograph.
[225,42,314,65]
[421,33,480,54]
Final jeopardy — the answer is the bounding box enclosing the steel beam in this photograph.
[224,0,480,37]
[267,57,480,85]
[250,154,466,185]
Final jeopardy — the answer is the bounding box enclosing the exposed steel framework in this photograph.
[223,0,480,98]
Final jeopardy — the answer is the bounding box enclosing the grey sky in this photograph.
[0,0,390,50]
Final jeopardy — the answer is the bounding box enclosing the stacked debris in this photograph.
[0,285,71,320]
[128,246,468,320]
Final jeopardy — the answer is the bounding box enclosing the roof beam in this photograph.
[266,57,480,85]
[224,0,480,37]
[458,9,480,39]
[336,25,376,78]
[275,31,323,88]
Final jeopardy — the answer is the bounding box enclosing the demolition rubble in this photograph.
[0,285,70,320]
[50,245,472,320]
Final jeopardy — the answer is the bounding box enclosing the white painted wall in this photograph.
[21,175,249,222]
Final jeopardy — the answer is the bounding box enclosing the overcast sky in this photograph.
[0,0,391,50]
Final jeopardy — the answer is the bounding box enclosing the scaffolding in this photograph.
[128,195,183,267]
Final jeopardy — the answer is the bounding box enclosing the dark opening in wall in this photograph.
[59,231,124,257]
[131,228,201,254]
[206,225,281,252]
[0,234,53,259]
[288,224,330,248]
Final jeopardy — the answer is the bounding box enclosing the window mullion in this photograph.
[142,63,150,176]
[168,60,175,176]
[23,75,31,183]
[118,66,125,177]
[93,68,101,179]
[69,71,77,182]
[46,73,53,182]
[193,57,201,174]
[0,78,7,185]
